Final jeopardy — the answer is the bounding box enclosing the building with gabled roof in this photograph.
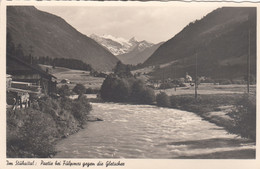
[7,56,57,95]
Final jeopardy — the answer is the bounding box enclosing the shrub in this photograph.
[100,75,117,101]
[115,78,131,101]
[231,80,245,85]
[244,75,256,85]
[7,95,93,158]
[86,87,99,94]
[170,95,195,108]
[179,83,187,87]
[201,78,215,83]
[100,75,155,104]
[100,75,131,102]
[218,79,232,85]
[7,108,57,158]
[139,87,155,104]
[73,84,86,95]
[57,85,70,97]
[156,92,171,107]
[130,79,146,103]
[72,95,92,125]
[158,83,174,89]
[229,93,256,141]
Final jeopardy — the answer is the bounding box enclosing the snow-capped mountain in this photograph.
[89,34,154,56]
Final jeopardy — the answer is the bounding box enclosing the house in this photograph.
[185,72,192,83]
[7,56,57,95]
[6,74,39,108]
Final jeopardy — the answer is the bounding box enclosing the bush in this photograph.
[100,75,131,102]
[73,84,86,95]
[100,75,155,104]
[7,95,93,158]
[85,87,99,94]
[229,93,256,141]
[156,92,171,107]
[57,85,70,97]
[231,80,245,85]
[179,83,187,87]
[139,88,155,104]
[115,78,131,101]
[72,95,92,125]
[19,110,57,157]
[100,75,117,101]
[130,79,146,103]
[218,79,232,85]
[201,78,215,83]
[158,83,174,89]
[7,108,57,158]
[170,95,195,108]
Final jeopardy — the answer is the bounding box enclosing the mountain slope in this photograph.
[117,42,163,65]
[7,6,119,71]
[89,34,133,56]
[90,34,159,65]
[90,34,155,56]
[144,7,256,80]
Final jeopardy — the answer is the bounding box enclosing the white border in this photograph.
[0,1,259,169]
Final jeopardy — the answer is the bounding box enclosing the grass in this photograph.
[42,65,257,141]
[40,64,105,90]
[156,83,256,96]
[55,69,105,90]
[7,95,92,158]
[167,92,256,141]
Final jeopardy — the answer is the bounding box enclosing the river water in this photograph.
[55,102,255,158]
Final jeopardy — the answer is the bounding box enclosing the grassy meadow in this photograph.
[39,64,105,90]
[42,65,256,141]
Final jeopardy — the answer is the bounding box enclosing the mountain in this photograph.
[89,34,133,56]
[144,7,256,80]
[117,42,163,65]
[90,34,155,56]
[90,34,160,65]
[7,6,119,71]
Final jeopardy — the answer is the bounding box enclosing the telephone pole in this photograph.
[29,45,33,64]
[247,29,250,93]
[163,69,165,91]
[195,52,198,100]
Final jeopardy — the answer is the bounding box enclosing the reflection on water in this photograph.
[55,103,255,158]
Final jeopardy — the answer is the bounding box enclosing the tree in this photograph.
[114,61,132,78]
[57,85,70,97]
[16,44,25,58]
[156,92,171,107]
[140,88,155,104]
[7,32,15,58]
[244,74,256,85]
[100,75,131,102]
[73,84,86,95]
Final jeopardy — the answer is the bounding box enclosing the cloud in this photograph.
[37,5,221,43]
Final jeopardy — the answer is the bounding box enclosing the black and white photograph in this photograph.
[2,0,258,166]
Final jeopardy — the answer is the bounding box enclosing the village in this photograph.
[5,54,195,110]
[5,5,256,160]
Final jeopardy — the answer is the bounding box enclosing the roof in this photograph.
[7,56,56,79]
[7,87,41,94]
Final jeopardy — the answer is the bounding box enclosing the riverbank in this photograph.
[94,89,256,142]
[6,95,92,158]
[55,102,255,158]
[158,92,256,142]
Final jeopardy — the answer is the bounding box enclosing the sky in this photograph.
[36,5,223,43]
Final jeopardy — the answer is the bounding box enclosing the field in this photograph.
[39,65,105,89]
[156,83,256,95]
[41,64,256,98]
[40,65,256,143]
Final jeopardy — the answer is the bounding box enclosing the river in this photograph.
[55,102,255,158]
